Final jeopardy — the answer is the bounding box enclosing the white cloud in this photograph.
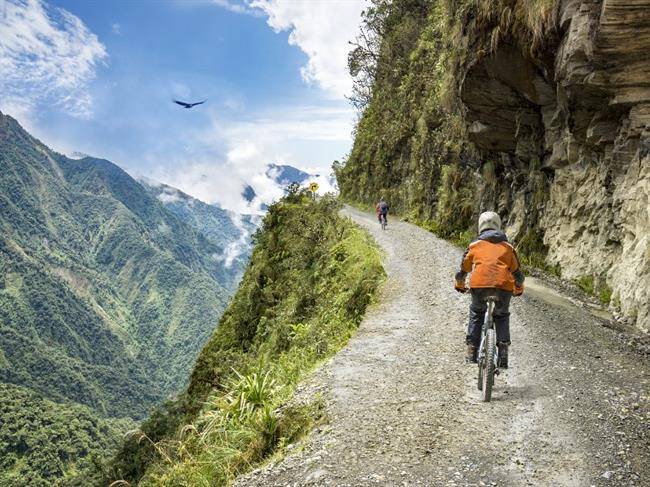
[157,187,184,204]
[250,0,368,98]
[146,104,350,214]
[212,0,261,16]
[303,168,338,195]
[161,0,365,210]
[210,0,368,98]
[223,105,355,145]
[111,22,121,35]
[0,0,107,120]
[150,141,281,216]
[218,213,252,268]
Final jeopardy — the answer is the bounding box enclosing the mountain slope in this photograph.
[0,383,133,486]
[140,180,256,287]
[266,163,311,186]
[0,112,238,483]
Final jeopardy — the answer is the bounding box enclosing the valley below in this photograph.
[0,112,252,485]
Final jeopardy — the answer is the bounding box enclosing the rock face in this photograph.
[460,0,650,329]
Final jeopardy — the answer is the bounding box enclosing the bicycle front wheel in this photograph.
[482,329,496,402]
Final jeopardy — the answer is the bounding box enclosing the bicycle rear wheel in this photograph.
[482,329,496,402]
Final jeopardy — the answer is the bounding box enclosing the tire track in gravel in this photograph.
[235,207,649,487]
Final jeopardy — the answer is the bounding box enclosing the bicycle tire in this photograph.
[482,329,496,402]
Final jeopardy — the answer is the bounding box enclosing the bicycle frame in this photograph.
[477,296,499,369]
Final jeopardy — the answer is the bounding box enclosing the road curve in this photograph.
[236,207,649,486]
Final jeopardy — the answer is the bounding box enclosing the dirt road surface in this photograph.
[235,207,649,486]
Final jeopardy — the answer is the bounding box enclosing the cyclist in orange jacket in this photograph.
[454,211,524,367]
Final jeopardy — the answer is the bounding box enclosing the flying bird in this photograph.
[173,99,206,109]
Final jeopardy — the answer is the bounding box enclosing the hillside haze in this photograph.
[0,112,244,482]
[140,179,257,288]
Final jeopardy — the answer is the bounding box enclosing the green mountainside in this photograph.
[0,383,134,486]
[106,191,384,486]
[0,112,240,483]
[337,0,485,242]
[337,0,566,247]
[140,180,256,289]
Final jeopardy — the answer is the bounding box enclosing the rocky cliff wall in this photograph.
[460,0,649,329]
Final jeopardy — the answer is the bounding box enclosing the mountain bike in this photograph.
[476,295,500,402]
[380,213,387,230]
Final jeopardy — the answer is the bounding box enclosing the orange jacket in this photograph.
[456,230,524,292]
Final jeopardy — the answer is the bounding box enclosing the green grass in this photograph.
[107,192,385,486]
[414,218,473,248]
[575,275,595,295]
[575,274,613,305]
[517,230,551,271]
[599,285,613,306]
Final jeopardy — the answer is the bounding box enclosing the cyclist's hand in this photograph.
[513,284,524,296]
[454,281,467,293]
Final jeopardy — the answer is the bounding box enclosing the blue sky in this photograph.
[0,0,367,211]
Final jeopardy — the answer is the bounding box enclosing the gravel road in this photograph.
[235,207,649,486]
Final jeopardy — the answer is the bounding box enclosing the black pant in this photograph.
[466,288,511,347]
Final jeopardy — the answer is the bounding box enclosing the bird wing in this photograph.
[173,99,190,107]
[189,100,206,107]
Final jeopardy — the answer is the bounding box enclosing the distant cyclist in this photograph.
[454,211,524,368]
[376,197,389,226]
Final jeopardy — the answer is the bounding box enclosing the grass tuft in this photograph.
[575,274,613,305]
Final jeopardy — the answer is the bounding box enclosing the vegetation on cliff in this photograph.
[338,0,650,327]
[337,0,557,255]
[107,190,385,486]
[0,383,134,487]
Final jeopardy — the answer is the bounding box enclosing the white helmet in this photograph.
[478,211,502,233]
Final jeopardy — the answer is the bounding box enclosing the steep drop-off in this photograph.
[337,0,649,329]
[107,193,384,486]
